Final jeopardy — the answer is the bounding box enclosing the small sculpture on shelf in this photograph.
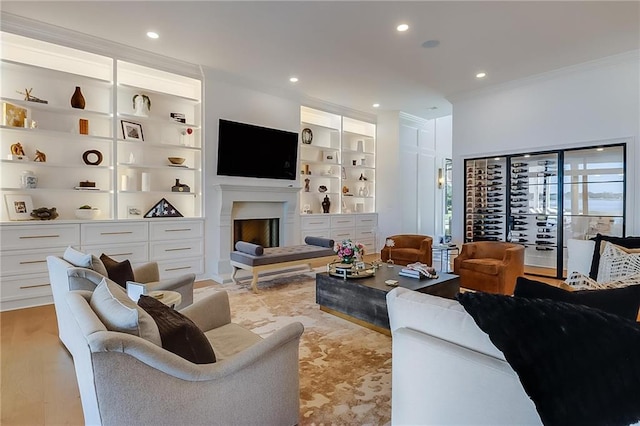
[70,86,85,109]
[318,185,327,193]
[10,142,25,156]
[304,178,310,192]
[359,173,368,181]
[30,207,58,220]
[34,150,46,162]
[171,179,190,193]
[132,93,151,116]
[322,195,331,214]
[17,88,48,104]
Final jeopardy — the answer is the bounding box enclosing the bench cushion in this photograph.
[230,244,335,267]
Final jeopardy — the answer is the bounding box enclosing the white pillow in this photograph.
[63,246,92,268]
[597,242,640,283]
[90,278,161,346]
[565,271,640,290]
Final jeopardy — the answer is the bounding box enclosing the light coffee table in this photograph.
[316,265,460,335]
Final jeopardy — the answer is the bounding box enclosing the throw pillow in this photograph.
[458,291,640,426]
[235,241,264,256]
[90,278,161,346]
[566,271,640,290]
[100,254,135,288]
[63,246,92,268]
[596,242,640,283]
[90,255,108,277]
[304,236,335,248]
[588,233,640,279]
[137,295,216,364]
[514,276,640,320]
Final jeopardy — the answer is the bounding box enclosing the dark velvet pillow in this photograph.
[514,276,640,320]
[589,234,640,279]
[100,254,134,288]
[137,295,216,364]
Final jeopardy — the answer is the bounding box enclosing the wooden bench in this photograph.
[230,239,336,292]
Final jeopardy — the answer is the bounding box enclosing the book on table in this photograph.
[399,269,425,279]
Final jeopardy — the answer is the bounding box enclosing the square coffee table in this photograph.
[316,265,460,335]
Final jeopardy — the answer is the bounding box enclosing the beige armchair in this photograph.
[381,234,433,266]
[47,255,194,352]
[453,242,525,295]
[64,288,303,426]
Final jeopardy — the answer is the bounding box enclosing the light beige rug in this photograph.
[194,273,392,425]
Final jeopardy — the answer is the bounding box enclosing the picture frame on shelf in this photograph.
[4,194,34,221]
[2,102,29,128]
[121,120,144,141]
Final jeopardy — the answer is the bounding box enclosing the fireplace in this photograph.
[234,218,279,247]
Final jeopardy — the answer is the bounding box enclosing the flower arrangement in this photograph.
[334,239,365,263]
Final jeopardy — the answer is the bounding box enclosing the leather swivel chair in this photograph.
[381,234,433,267]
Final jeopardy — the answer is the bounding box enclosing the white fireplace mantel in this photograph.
[209,184,302,282]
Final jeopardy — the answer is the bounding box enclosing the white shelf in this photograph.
[0,125,113,141]
[118,83,200,103]
[117,113,199,129]
[118,163,198,171]
[117,140,201,151]
[119,190,197,196]
[1,59,112,85]
[0,159,111,170]
[1,97,111,118]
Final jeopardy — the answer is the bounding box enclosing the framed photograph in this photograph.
[4,194,34,221]
[3,102,29,127]
[121,120,144,141]
[127,205,142,219]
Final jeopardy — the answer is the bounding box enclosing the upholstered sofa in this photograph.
[381,234,433,266]
[63,283,304,425]
[453,241,525,295]
[386,287,541,425]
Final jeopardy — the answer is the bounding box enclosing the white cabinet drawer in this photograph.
[150,238,203,261]
[81,222,148,245]
[82,242,149,264]
[0,224,79,250]
[330,215,355,229]
[356,228,376,240]
[1,248,57,276]
[356,213,378,228]
[157,257,204,279]
[0,273,51,303]
[331,229,355,241]
[301,216,331,230]
[149,220,203,241]
[358,238,376,251]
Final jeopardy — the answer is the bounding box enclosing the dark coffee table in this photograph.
[316,265,460,335]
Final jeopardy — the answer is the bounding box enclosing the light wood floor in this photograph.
[1,256,562,425]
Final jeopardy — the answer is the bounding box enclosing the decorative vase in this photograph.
[70,86,85,109]
[321,195,331,213]
[133,94,151,117]
[20,170,37,189]
[341,256,354,264]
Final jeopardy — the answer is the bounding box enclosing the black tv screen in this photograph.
[217,119,298,180]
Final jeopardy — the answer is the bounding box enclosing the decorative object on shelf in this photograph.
[79,119,89,135]
[127,205,142,218]
[352,160,357,166]
[70,86,86,109]
[17,88,48,104]
[75,205,101,220]
[302,204,311,214]
[132,93,151,116]
[20,170,37,189]
[121,175,130,191]
[359,173,367,181]
[78,180,96,188]
[355,202,364,213]
[303,164,310,175]
[304,178,310,192]
[10,142,26,156]
[179,128,193,146]
[333,239,365,264]
[321,195,331,213]
[30,206,58,220]
[144,198,183,218]
[318,185,327,193]
[82,149,103,165]
[121,120,144,141]
[358,187,364,197]
[361,158,366,166]
[385,238,396,267]
[3,102,28,127]
[34,150,46,162]
[4,194,34,221]
[141,172,150,192]
[363,185,370,197]
[170,112,186,123]
[28,119,37,129]
[342,185,349,194]
[171,179,190,193]
[341,167,346,179]
[357,139,364,152]
[129,152,136,164]
[301,128,313,144]
[323,150,337,163]
[168,157,186,165]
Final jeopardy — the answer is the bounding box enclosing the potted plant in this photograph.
[132,93,151,116]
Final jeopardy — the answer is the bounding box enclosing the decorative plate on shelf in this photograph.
[301,128,313,144]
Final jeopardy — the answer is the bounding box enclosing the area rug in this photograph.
[194,273,392,425]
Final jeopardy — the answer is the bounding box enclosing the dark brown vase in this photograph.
[322,195,331,213]
[70,86,85,109]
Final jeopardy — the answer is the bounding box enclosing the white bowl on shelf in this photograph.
[75,208,101,220]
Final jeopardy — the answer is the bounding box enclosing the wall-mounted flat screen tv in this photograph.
[217,119,298,180]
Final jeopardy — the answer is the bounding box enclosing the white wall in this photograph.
[451,52,640,243]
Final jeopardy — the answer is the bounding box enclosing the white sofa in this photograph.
[386,287,542,425]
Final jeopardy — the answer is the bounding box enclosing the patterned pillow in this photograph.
[597,242,640,283]
[566,271,640,290]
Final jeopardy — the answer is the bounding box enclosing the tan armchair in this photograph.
[453,242,525,295]
[381,234,433,266]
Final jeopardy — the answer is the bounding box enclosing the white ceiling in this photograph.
[1,1,639,119]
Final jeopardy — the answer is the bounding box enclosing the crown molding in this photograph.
[1,12,202,79]
[448,50,640,103]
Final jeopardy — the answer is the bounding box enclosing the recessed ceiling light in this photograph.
[524,154,531,158]
[494,157,500,161]
[596,147,604,151]
[428,106,438,110]
[476,72,487,79]
[146,31,159,39]
[289,77,299,83]
[397,24,409,32]
[372,103,380,108]
[422,40,440,48]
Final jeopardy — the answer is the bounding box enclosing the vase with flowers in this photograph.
[334,239,365,264]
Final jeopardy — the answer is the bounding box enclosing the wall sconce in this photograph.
[437,168,444,189]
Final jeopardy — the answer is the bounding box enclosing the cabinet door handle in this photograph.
[166,228,192,232]
[164,266,191,271]
[165,247,190,252]
[309,221,325,225]
[19,234,60,239]
[106,252,133,257]
[20,283,50,289]
[19,259,47,265]
[100,231,133,235]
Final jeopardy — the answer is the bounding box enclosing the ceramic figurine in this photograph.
[322,195,331,213]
